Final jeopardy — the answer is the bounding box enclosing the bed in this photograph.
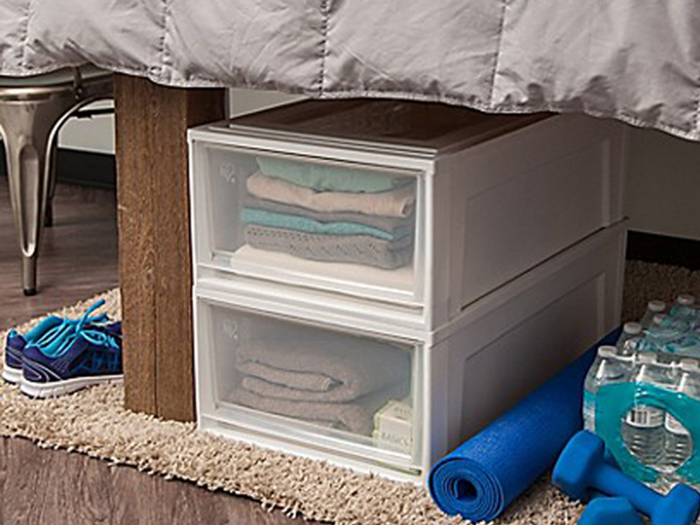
[1,0,699,140]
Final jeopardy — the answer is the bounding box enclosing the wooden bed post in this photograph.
[114,74,225,421]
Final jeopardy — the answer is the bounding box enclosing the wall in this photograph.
[625,127,700,241]
[58,89,303,154]
[59,89,700,241]
[58,100,115,154]
[227,87,306,117]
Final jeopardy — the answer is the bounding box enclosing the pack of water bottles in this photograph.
[584,294,700,491]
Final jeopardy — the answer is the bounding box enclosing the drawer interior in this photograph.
[195,144,423,301]
[199,299,423,465]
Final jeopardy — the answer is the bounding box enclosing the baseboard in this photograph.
[627,231,700,271]
[0,147,115,189]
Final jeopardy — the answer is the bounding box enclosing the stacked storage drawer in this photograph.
[188,100,628,481]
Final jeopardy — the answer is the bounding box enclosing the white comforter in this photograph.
[1,0,698,140]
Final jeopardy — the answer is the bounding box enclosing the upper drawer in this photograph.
[189,104,626,325]
[189,140,427,306]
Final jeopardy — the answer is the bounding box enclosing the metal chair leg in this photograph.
[45,138,58,228]
[0,97,74,295]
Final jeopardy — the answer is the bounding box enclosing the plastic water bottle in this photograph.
[676,294,696,307]
[652,314,690,333]
[583,346,630,433]
[644,314,690,352]
[664,358,700,475]
[641,300,667,328]
[670,294,700,330]
[666,333,700,358]
[583,348,605,433]
[623,352,672,470]
[617,322,643,356]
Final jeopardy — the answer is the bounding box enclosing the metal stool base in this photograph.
[0,68,112,294]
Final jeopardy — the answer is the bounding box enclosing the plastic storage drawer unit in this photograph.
[194,223,626,482]
[188,100,626,329]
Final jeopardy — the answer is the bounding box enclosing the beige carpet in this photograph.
[1,261,698,525]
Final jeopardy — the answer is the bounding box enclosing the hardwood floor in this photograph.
[0,177,311,524]
[0,439,305,525]
[0,176,118,328]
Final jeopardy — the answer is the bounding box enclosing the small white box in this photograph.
[194,223,626,482]
[373,399,414,454]
[188,100,626,329]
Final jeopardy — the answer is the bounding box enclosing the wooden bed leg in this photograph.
[114,74,225,421]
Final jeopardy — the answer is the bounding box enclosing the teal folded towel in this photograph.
[241,208,411,241]
[256,157,412,194]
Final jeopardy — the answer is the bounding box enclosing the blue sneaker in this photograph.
[3,300,111,386]
[21,322,123,398]
[3,316,64,383]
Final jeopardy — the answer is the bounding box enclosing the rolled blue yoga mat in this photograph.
[428,330,621,522]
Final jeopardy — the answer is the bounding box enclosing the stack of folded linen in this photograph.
[241,157,416,270]
[230,333,411,436]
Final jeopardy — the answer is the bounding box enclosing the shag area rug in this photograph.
[1,261,699,525]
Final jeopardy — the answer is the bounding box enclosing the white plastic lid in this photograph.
[681,358,700,372]
[637,351,657,364]
[677,294,696,306]
[648,300,666,312]
[623,322,643,335]
[598,346,618,358]
[617,352,635,363]
[652,314,667,325]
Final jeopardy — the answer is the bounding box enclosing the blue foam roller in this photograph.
[428,330,621,522]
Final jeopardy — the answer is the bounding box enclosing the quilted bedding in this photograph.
[1,0,699,140]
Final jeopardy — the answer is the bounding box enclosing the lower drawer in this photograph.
[195,295,424,473]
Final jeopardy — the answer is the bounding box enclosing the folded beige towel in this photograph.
[246,172,416,218]
[231,382,409,436]
[234,336,411,403]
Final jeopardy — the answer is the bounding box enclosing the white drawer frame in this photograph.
[189,137,431,307]
[189,113,627,331]
[194,288,427,477]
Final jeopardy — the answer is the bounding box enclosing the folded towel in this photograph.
[245,195,414,234]
[256,157,412,193]
[234,336,411,403]
[246,172,416,218]
[241,208,411,241]
[231,382,410,436]
[245,224,414,269]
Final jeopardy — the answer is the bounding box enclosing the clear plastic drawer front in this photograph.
[194,145,422,303]
[199,299,422,466]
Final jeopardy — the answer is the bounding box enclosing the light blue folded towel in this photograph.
[256,157,413,194]
[240,208,412,241]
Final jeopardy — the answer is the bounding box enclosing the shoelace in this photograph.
[34,300,111,357]
[81,329,121,350]
[34,300,108,346]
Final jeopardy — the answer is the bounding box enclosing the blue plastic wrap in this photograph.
[428,330,620,522]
